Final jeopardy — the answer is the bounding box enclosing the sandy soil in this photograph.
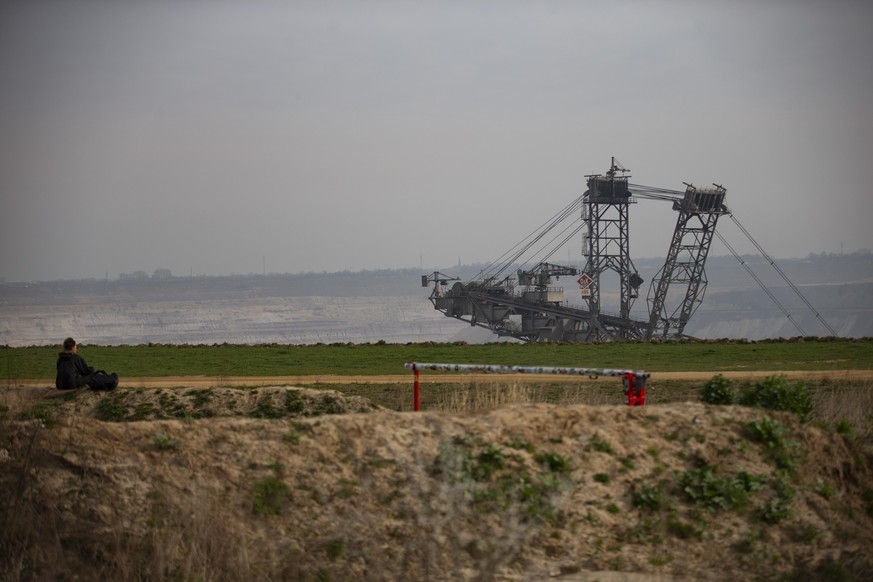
[3,390,871,581]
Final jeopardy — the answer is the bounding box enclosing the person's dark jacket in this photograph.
[56,352,94,389]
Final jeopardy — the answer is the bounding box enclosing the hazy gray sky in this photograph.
[2,0,871,282]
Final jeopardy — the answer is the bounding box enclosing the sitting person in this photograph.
[56,337,116,390]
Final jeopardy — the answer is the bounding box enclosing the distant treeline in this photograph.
[2,252,871,307]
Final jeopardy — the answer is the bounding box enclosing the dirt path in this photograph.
[8,369,872,389]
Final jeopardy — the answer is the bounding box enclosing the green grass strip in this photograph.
[2,339,871,379]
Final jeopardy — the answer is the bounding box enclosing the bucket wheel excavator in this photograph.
[423,157,836,342]
[423,158,731,342]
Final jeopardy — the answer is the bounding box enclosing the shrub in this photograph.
[678,466,763,511]
[253,461,289,516]
[150,431,181,450]
[95,393,129,421]
[700,374,736,405]
[738,375,813,421]
[744,417,788,448]
[252,475,289,516]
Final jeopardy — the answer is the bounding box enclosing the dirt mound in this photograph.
[19,384,381,421]
[2,390,872,581]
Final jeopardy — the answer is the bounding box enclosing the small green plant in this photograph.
[324,538,345,560]
[756,472,796,524]
[678,466,763,511]
[834,420,854,438]
[284,391,306,414]
[593,473,611,484]
[21,402,58,427]
[588,434,614,454]
[150,431,181,450]
[787,520,819,543]
[252,396,283,419]
[744,417,801,472]
[312,394,344,416]
[473,444,505,480]
[632,482,667,512]
[336,479,359,499]
[606,503,620,514]
[732,535,756,555]
[253,474,289,516]
[862,489,873,518]
[757,497,792,524]
[186,388,212,409]
[505,437,534,452]
[814,477,837,500]
[584,511,599,524]
[516,474,563,522]
[283,428,302,444]
[700,374,735,405]
[619,455,636,473]
[535,451,571,474]
[158,392,187,418]
[648,554,673,566]
[368,457,396,469]
[667,517,699,540]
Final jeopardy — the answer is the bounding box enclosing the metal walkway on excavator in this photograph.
[444,286,649,342]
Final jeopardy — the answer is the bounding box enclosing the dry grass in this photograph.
[810,378,873,436]
[430,380,622,414]
[0,410,563,581]
[0,419,279,582]
[420,377,873,437]
[111,494,263,581]
[433,382,540,413]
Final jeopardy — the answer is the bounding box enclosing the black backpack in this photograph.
[89,370,119,391]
